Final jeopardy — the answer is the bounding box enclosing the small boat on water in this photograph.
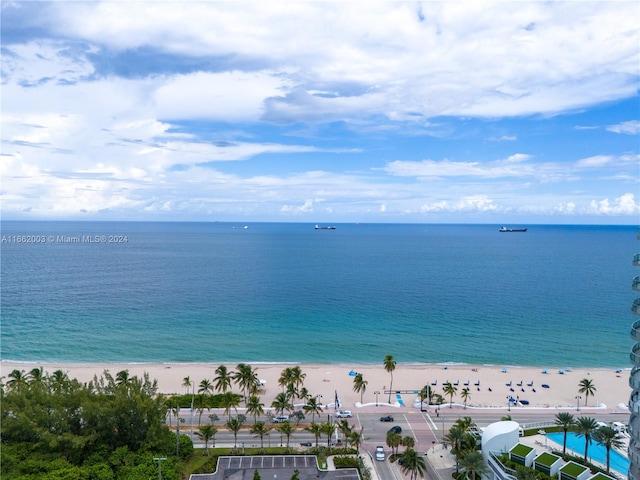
[315,224,336,230]
[499,226,527,232]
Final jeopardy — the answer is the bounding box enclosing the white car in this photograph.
[272,415,289,423]
[336,410,352,418]
[375,446,385,461]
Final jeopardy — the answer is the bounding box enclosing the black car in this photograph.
[299,442,312,447]
[387,425,402,434]
[380,415,394,422]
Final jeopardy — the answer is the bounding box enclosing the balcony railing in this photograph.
[632,321,640,341]
[634,299,640,316]
[635,253,640,267]
[634,276,640,292]
[631,343,640,366]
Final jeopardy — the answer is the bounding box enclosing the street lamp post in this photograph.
[374,391,380,406]
[153,457,166,480]
[190,384,195,439]
[575,395,582,411]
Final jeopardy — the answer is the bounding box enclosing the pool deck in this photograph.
[518,433,629,477]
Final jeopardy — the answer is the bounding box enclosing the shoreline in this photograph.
[2,361,631,413]
[2,359,630,369]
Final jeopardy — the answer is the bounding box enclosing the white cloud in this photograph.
[606,120,640,135]
[280,199,315,214]
[420,195,498,213]
[587,193,639,215]
[154,71,292,121]
[1,1,638,222]
[576,155,615,168]
[4,2,638,123]
[384,155,536,179]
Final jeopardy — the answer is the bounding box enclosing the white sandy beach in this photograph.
[2,361,631,413]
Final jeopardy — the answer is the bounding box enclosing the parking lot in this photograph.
[189,455,360,480]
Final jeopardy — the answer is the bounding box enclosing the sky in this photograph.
[1,1,639,224]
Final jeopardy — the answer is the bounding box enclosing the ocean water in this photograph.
[1,222,636,367]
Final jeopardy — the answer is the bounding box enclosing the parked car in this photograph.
[380,415,394,422]
[387,425,402,434]
[300,441,312,447]
[336,410,352,418]
[272,415,289,423]
[375,446,385,461]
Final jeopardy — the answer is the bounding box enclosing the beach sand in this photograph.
[2,361,630,414]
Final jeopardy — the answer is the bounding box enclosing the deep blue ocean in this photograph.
[1,221,636,368]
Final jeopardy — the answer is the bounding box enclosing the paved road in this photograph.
[173,407,628,447]
[177,407,629,480]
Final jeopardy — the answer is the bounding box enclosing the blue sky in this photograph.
[1,1,639,224]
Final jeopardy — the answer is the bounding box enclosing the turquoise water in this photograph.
[1,222,636,366]
[547,432,629,475]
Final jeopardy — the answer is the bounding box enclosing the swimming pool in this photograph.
[546,432,629,476]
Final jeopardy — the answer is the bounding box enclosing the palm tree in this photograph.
[443,382,457,408]
[457,449,488,480]
[250,421,271,453]
[460,387,471,409]
[194,394,210,425]
[234,363,260,404]
[195,424,217,455]
[165,396,176,427]
[454,416,476,430]
[574,416,599,462]
[386,431,402,455]
[443,426,466,457]
[402,435,415,450]
[226,416,245,451]
[220,391,241,419]
[321,421,335,448]
[183,375,195,433]
[593,425,625,473]
[578,378,596,406]
[278,367,294,393]
[6,369,26,392]
[337,419,353,445]
[285,383,298,403]
[383,355,396,403]
[27,367,44,386]
[419,385,433,408]
[115,370,131,387]
[348,428,364,453]
[198,378,213,396]
[305,422,323,447]
[299,387,309,402]
[290,366,307,396]
[278,421,295,451]
[554,412,576,455]
[397,448,427,480]
[48,369,69,393]
[303,396,323,423]
[246,395,265,423]
[182,376,192,395]
[214,365,233,393]
[352,373,368,403]
[444,425,476,473]
[271,392,293,416]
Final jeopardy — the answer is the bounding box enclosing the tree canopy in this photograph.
[1,368,187,479]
